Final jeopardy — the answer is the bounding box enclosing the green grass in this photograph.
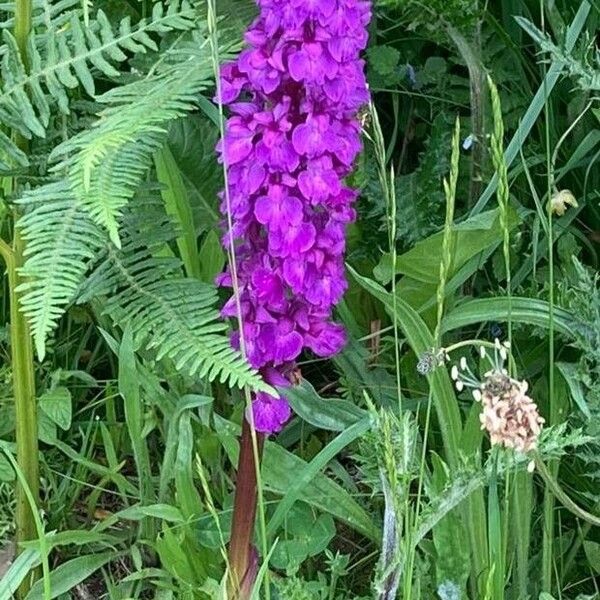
[0,0,599,598]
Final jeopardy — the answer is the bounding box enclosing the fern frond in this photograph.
[0,1,196,171]
[50,64,207,244]
[79,197,273,393]
[46,23,220,245]
[0,0,80,30]
[16,181,104,359]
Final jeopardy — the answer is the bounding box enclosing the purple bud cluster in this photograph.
[216,0,371,434]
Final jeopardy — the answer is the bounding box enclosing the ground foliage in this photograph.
[0,0,599,599]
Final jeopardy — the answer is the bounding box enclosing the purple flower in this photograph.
[250,391,291,433]
[217,0,371,434]
[254,185,303,230]
[292,115,334,157]
[288,42,338,84]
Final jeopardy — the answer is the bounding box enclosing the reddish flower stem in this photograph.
[228,417,264,599]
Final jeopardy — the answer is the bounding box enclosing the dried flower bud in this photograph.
[479,371,544,453]
[549,189,578,216]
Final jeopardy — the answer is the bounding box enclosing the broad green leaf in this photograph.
[392,208,518,284]
[26,552,115,599]
[584,540,600,574]
[198,230,225,284]
[285,381,366,432]
[155,525,198,586]
[430,454,469,593]
[37,410,57,444]
[167,115,221,232]
[39,387,72,430]
[366,45,400,75]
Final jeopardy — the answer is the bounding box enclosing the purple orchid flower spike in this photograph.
[217,0,372,438]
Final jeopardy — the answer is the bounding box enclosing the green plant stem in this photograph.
[487,449,503,600]
[10,1,39,598]
[10,229,40,599]
[228,418,264,599]
[513,470,533,599]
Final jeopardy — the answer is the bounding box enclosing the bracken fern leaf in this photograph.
[78,196,273,393]
[16,180,104,360]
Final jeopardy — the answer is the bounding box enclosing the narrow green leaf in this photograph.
[118,325,155,539]
[442,297,579,337]
[0,452,15,481]
[556,362,590,419]
[470,0,592,215]
[174,412,203,520]
[25,552,115,599]
[266,418,372,539]
[0,549,41,599]
[154,146,200,279]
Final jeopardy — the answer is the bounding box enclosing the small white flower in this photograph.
[480,346,487,358]
[460,357,467,370]
[549,189,578,216]
[499,347,507,361]
[494,338,502,350]
[451,365,459,380]
[472,389,482,402]
[527,460,536,473]
[455,380,464,392]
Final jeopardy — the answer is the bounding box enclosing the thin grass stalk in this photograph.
[367,103,402,413]
[434,116,459,345]
[410,119,458,593]
[206,4,270,598]
[10,1,40,597]
[470,1,591,217]
[540,2,557,591]
[488,75,517,598]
